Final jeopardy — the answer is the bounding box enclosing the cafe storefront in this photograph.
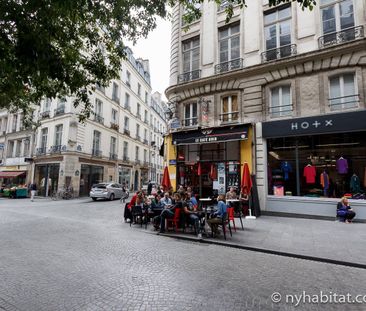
[260,110,366,220]
[169,124,253,197]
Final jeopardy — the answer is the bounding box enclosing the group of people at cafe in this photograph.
[123,184,250,238]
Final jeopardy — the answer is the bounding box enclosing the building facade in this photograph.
[0,47,167,196]
[165,0,366,219]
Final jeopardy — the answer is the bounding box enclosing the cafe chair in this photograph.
[227,207,237,232]
[166,208,181,232]
[130,205,144,228]
[214,213,232,240]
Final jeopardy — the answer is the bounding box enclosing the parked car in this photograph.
[90,182,124,201]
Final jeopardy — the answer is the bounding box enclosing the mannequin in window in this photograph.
[350,173,361,194]
[320,170,329,196]
[280,161,292,181]
[303,163,316,184]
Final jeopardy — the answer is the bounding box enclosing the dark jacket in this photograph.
[30,183,37,191]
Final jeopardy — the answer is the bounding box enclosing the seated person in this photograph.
[155,193,183,233]
[187,192,198,208]
[208,194,228,235]
[337,197,356,223]
[239,191,249,216]
[160,192,172,207]
[183,200,202,238]
[226,187,238,200]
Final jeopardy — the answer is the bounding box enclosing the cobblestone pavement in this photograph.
[0,198,365,311]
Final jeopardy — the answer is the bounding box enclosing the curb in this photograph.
[144,231,366,270]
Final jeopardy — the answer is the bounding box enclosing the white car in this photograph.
[90,182,124,201]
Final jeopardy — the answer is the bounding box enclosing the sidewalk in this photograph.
[144,216,366,268]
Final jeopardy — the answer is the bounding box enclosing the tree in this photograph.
[0,0,316,124]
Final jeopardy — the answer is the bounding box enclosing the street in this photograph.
[0,198,365,311]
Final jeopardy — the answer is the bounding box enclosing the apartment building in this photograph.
[165,0,366,219]
[0,47,167,196]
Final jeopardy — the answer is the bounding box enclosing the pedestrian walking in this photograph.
[30,182,37,202]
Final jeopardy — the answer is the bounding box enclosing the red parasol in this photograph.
[197,162,202,176]
[241,162,252,195]
[209,163,217,180]
[162,166,172,191]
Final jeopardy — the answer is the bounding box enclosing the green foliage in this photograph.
[0,0,314,123]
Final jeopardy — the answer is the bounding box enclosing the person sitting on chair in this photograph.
[208,194,227,236]
[337,197,356,223]
[155,193,183,233]
[226,187,237,200]
[160,192,172,208]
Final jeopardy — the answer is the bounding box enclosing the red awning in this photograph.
[0,171,26,178]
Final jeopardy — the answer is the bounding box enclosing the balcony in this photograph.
[50,145,62,153]
[92,149,102,157]
[329,94,359,111]
[135,159,141,165]
[123,155,129,162]
[182,117,198,127]
[261,44,297,62]
[109,153,118,160]
[136,113,141,120]
[40,111,50,119]
[178,70,201,83]
[219,112,239,123]
[110,122,119,131]
[215,58,243,74]
[269,103,293,118]
[135,135,141,142]
[54,106,65,116]
[124,129,130,136]
[143,139,148,145]
[94,114,104,125]
[36,147,47,155]
[319,26,364,49]
[124,104,131,112]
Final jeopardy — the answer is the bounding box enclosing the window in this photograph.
[136,124,140,139]
[181,37,200,81]
[110,137,117,157]
[137,104,141,119]
[264,5,292,61]
[270,86,292,117]
[15,140,22,157]
[57,98,66,109]
[12,114,17,132]
[93,130,101,153]
[137,83,141,97]
[23,138,30,157]
[123,141,129,160]
[184,102,198,126]
[219,23,240,66]
[111,109,118,124]
[19,113,24,130]
[124,93,130,109]
[7,141,14,157]
[144,110,148,123]
[145,92,148,104]
[124,117,129,130]
[135,146,139,161]
[95,99,103,116]
[126,71,131,87]
[112,82,119,103]
[44,98,51,112]
[41,128,48,150]
[320,0,355,46]
[329,73,358,110]
[144,129,148,143]
[54,124,63,146]
[144,149,147,163]
[221,95,239,122]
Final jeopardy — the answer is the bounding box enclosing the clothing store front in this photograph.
[118,166,131,189]
[79,164,104,196]
[172,124,251,197]
[261,110,366,220]
[34,163,60,196]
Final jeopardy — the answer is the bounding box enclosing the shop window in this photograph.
[263,5,293,61]
[320,0,355,47]
[221,95,239,122]
[267,132,366,198]
[184,102,198,127]
[270,85,292,117]
[329,73,358,111]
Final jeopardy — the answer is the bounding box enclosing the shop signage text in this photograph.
[291,119,333,131]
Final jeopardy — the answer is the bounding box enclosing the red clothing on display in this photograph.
[303,165,316,184]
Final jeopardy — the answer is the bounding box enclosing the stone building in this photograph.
[165,0,366,220]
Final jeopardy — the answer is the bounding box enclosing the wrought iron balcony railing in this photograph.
[143,139,148,145]
[94,115,104,124]
[182,117,198,127]
[319,26,364,49]
[123,155,129,162]
[41,111,50,119]
[110,122,119,131]
[36,147,47,155]
[54,107,65,116]
[328,94,359,111]
[124,129,130,136]
[215,58,243,74]
[109,153,118,160]
[50,145,62,153]
[269,103,293,117]
[261,44,297,63]
[92,149,102,157]
[178,70,201,83]
[219,111,239,123]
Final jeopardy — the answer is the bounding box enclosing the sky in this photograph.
[126,17,171,101]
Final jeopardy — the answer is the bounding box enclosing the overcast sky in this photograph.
[126,17,171,101]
